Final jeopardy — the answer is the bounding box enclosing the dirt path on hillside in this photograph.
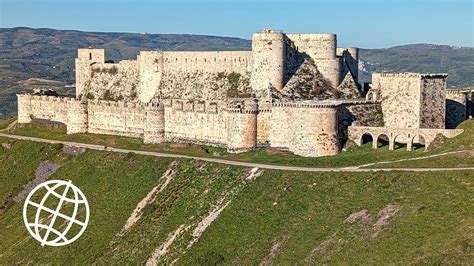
[1,132,473,173]
[0,120,17,132]
[122,161,178,232]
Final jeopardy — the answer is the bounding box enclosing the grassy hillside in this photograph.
[0,136,472,264]
[359,44,474,88]
[9,123,425,168]
[7,119,474,169]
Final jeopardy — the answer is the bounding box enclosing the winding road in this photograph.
[0,129,472,173]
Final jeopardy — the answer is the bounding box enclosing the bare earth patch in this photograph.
[122,161,177,232]
[344,209,371,225]
[187,199,230,249]
[13,161,61,203]
[62,145,86,157]
[146,224,192,266]
[260,236,289,265]
[372,204,400,238]
[305,232,347,263]
[245,167,263,181]
[452,150,474,158]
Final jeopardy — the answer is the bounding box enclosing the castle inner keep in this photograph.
[17,29,470,157]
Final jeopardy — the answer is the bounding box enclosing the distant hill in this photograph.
[0,27,473,118]
[359,44,474,88]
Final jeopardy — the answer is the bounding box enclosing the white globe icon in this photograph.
[23,180,90,247]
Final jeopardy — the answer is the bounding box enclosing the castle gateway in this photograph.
[17,29,467,157]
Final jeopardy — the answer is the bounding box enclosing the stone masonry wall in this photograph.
[17,95,87,134]
[269,103,340,157]
[162,51,251,74]
[337,101,384,145]
[87,100,146,138]
[256,102,272,146]
[285,33,341,87]
[372,73,422,129]
[446,90,468,129]
[420,76,446,128]
[163,99,228,146]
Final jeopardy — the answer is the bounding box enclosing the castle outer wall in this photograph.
[17,95,345,157]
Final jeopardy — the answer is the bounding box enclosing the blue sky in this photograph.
[0,0,472,48]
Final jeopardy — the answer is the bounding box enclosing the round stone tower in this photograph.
[226,99,258,152]
[250,29,286,97]
[307,34,340,88]
[143,103,165,144]
[67,99,88,134]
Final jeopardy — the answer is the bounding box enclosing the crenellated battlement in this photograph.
[165,99,226,113]
[17,94,80,103]
[375,72,449,79]
[272,102,338,109]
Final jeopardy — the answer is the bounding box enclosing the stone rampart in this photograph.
[270,102,340,157]
[162,51,252,74]
[17,95,88,134]
[163,99,228,146]
[87,100,147,138]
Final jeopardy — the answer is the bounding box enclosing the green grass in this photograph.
[364,119,474,168]
[0,137,69,209]
[0,138,174,263]
[0,117,16,130]
[430,119,474,153]
[0,138,472,264]
[10,124,430,168]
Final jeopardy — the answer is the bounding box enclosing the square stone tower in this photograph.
[372,72,448,129]
[75,48,105,99]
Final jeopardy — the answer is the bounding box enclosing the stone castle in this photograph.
[17,29,473,157]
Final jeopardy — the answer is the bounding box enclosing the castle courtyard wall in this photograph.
[162,51,252,74]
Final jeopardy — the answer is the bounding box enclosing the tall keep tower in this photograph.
[75,48,105,99]
[250,29,286,98]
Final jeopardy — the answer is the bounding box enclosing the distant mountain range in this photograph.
[0,27,473,118]
[359,44,474,88]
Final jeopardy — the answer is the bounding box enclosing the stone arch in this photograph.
[410,134,427,151]
[392,134,409,150]
[359,132,374,147]
[375,133,390,149]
